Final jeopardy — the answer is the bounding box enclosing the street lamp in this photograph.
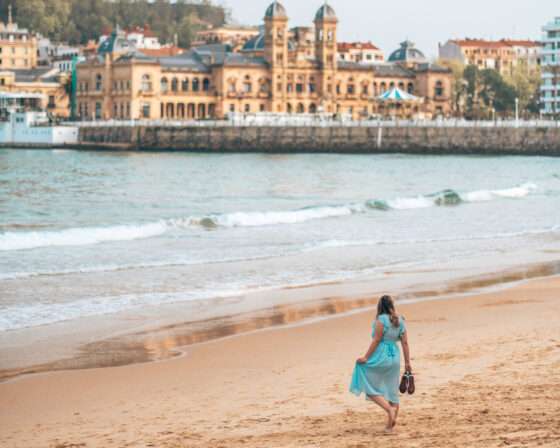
[515,97,519,128]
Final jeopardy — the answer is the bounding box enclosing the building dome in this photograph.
[264,1,287,18]
[241,32,296,52]
[315,3,337,19]
[388,40,427,63]
[98,28,137,55]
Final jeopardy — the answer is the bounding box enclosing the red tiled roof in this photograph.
[338,41,381,52]
[126,28,157,38]
[452,39,509,48]
[499,39,540,47]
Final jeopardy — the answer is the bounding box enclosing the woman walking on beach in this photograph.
[350,295,412,434]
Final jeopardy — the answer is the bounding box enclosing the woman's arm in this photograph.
[400,330,412,373]
[356,320,383,364]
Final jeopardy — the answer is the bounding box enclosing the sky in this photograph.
[218,0,558,60]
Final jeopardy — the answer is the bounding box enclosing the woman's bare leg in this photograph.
[367,395,395,433]
[389,403,399,427]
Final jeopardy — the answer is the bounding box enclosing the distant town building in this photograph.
[36,38,80,71]
[192,25,260,51]
[338,42,383,63]
[438,38,540,74]
[124,25,160,49]
[540,17,560,117]
[75,2,452,121]
[0,67,70,116]
[0,6,37,70]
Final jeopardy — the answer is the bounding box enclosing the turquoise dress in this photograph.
[349,314,406,404]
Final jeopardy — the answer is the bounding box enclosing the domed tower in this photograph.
[314,2,338,69]
[264,1,288,67]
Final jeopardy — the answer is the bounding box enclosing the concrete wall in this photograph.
[78,125,560,156]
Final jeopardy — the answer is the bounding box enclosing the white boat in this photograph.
[0,92,78,145]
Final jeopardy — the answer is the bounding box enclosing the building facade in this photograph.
[0,7,37,70]
[439,38,540,74]
[75,2,452,121]
[192,25,260,52]
[540,17,560,116]
[0,68,70,117]
[338,42,383,63]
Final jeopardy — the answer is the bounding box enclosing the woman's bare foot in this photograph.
[379,407,396,434]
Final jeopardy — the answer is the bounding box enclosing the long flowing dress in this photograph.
[349,314,406,404]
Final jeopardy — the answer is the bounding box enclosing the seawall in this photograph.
[74,125,560,155]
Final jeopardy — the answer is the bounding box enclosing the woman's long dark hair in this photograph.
[377,295,400,328]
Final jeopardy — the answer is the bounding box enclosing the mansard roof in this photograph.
[373,63,415,78]
[241,33,296,52]
[315,3,337,20]
[388,40,427,64]
[264,1,287,18]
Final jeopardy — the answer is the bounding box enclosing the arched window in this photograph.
[160,77,168,92]
[202,78,209,91]
[328,29,333,41]
[192,78,199,92]
[398,82,404,89]
[380,82,387,94]
[407,82,413,94]
[182,78,189,91]
[141,74,151,91]
[297,103,304,113]
[389,82,395,88]
[435,81,443,96]
[287,103,292,113]
[95,102,102,118]
[96,74,102,90]
[309,103,317,113]
[171,78,178,91]
[373,82,378,95]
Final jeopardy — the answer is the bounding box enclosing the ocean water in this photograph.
[1,149,559,334]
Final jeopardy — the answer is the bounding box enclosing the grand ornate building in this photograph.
[75,1,452,121]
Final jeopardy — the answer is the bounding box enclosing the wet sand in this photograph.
[1,275,559,447]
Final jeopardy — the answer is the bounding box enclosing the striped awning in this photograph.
[375,87,423,103]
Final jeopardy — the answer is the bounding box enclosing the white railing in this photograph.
[67,116,560,128]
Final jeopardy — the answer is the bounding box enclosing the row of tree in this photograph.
[438,58,560,120]
[1,0,227,48]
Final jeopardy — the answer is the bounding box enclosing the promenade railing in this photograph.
[67,116,560,129]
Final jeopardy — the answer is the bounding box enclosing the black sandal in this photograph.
[407,373,415,394]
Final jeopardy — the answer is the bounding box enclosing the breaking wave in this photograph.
[0,183,538,251]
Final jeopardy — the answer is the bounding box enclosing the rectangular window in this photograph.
[142,102,150,118]
[229,82,235,92]
[229,104,235,112]
[85,103,89,117]
[260,83,265,92]
[287,84,292,93]
[244,104,250,112]
[126,81,130,89]
[243,82,251,92]
[79,103,83,117]
[11,47,15,54]
[277,82,282,92]
[347,85,355,94]
[259,104,265,112]
[296,83,303,93]
[114,81,118,90]
[48,95,55,108]
[114,103,118,117]
[362,85,368,94]
[85,82,88,91]
[307,83,315,93]
[126,102,130,117]
[23,48,28,54]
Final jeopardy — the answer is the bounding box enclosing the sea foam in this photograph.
[0,182,538,251]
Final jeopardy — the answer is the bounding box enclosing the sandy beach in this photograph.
[1,275,559,447]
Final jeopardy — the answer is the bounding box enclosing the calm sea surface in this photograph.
[1,149,559,333]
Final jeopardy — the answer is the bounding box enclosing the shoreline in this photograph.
[1,273,559,447]
[1,254,558,383]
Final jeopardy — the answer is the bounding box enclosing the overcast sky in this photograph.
[218,0,558,59]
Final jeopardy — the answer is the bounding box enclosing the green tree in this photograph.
[503,58,542,116]
[437,58,467,116]
[463,64,480,107]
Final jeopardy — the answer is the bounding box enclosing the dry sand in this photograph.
[1,276,559,447]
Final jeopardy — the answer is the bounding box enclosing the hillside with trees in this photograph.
[0,0,228,48]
